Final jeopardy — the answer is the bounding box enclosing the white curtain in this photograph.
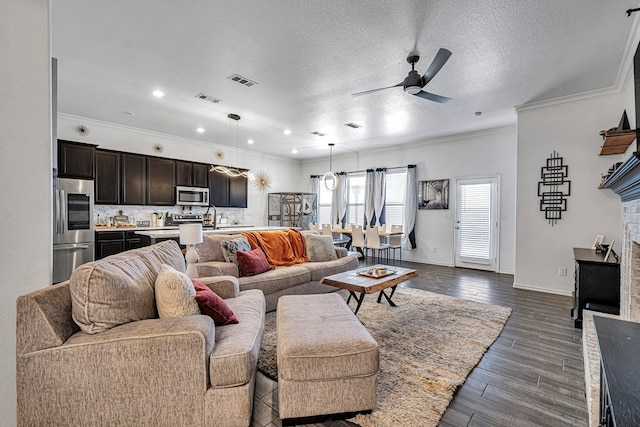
[331,172,347,225]
[403,165,417,250]
[364,169,375,227]
[373,168,386,226]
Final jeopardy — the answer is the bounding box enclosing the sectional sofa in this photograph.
[195,230,360,312]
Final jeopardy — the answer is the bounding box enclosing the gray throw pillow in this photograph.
[220,236,252,274]
[303,233,338,262]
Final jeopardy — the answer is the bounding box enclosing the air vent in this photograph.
[228,74,258,87]
[195,93,222,104]
[344,122,362,129]
[311,131,326,137]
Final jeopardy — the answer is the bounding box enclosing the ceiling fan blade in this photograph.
[421,48,452,86]
[413,90,451,103]
[352,82,403,97]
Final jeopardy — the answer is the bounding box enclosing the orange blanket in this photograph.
[241,229,309,266]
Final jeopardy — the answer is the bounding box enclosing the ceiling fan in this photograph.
[352,48,452,103]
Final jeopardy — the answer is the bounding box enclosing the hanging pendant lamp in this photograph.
[322,143,338,191]
[210,113,253,179]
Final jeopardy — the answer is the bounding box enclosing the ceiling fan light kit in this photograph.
[352,48,452,103]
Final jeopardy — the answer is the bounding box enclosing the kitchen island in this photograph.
[135,226,293,245]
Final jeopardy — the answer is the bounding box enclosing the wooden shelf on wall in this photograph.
[599,129,637,155]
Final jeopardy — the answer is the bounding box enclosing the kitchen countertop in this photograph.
[135,226,290,238]
[95,224,253,232]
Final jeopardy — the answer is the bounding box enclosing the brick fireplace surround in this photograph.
[582,197,640,426]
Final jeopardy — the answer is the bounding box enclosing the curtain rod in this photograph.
[310,165,414,178]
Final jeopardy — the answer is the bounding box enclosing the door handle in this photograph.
[54,244,90,250]
[59,190,66,234]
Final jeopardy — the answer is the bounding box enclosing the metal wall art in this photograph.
[538,151,571,225]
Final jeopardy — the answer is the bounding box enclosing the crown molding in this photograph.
[57,113,301,165]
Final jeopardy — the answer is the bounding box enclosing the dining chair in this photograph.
[322,223,349,247]
[351,225,367,260]
[389,224,403,264]
[309,223,319,231]
[366,226,390,264]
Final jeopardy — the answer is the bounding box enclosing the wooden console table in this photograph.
[572,248,620,328]
[594,316,640,426]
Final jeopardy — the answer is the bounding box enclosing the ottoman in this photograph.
[276,293,379,422]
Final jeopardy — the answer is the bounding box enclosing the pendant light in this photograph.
[210,113,252,179]
[322,143,338,191]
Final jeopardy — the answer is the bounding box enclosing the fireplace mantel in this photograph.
[602,153,640,202]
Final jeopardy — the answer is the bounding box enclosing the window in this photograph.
[317,182,332,225]
[385,171,406,228]
[346,173,365,226]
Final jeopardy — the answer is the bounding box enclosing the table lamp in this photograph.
[179,223,203,278]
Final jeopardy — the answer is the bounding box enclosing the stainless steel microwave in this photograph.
[176,186,209,206]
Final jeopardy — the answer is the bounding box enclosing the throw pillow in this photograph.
[220,236,252,274]
[302,233,339,262]
[236,247,270,276]
[155,264,201,319]
[192,280,239,325]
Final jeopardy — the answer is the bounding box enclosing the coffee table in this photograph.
[320,266,418,314]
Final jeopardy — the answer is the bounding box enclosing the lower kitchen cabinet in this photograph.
[96,230,147,259]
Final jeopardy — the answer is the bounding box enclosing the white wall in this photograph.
[58,114,302,226]
[515,93,625,295]
[0,0,52,424]
[299,127,518,273]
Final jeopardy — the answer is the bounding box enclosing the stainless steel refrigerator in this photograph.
[53,178,95,283]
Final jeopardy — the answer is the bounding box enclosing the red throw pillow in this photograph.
[236,248,270,277]
[192,280,239,326]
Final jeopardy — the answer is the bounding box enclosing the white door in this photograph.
[454,176,500,272]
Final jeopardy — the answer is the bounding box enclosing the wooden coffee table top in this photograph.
[320,266,418,294]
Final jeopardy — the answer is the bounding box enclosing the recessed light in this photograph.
[196,127,205,133]
[248,139,255,144]
[152,89,165,98]
[292,148,298,154]
[283,129,292,135]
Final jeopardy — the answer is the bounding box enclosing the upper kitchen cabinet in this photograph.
[229,175,248,208]
[95,149,120,204]
[175,161,209,188]
[209,169,248,207]
[121,153,146,205]
[146,157,176,205]
[192,163,210,188]
[57,140,96,179]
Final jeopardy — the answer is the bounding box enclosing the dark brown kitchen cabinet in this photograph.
[192,163,209,188]
[146,157,175,205]
[95,230,145,259]
[125,231,142,250]
[121,154,146,205]
[57,140,96,179]
[95,150,120,204]
[176,161,209,188]
[229,175,248,208]
[209,171,230,207]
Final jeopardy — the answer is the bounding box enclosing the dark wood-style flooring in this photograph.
[250,261,589,427]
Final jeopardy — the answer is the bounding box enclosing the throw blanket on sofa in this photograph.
[242,229,309,266]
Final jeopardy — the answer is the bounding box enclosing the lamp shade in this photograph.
[179,223,203,245]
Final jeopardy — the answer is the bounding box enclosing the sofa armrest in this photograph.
[196,275,240,299]
[196,260,239,278]
[17,316,215,426]
[335,247,349,258]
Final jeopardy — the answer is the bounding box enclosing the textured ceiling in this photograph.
[52,1,638,160]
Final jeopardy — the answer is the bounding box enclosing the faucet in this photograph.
[205,204,218,229]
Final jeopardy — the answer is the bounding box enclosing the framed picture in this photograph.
[604,240,615,262]
[418,179,449,210]
[591,235,605,249]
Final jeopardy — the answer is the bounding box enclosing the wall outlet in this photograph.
[558,266,567,276]
[432,247,438,253]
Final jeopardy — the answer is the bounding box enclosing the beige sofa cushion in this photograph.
[302,233,338,262]
[195,233,243,262]
[299,255,360,281]
[209,289,266,388]
[155,264,201,318]
[238,266,310,295]
[70,240,185,334]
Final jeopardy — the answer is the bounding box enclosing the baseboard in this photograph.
[512,282,573,297]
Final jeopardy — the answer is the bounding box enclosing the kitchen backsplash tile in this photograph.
[94,205,245,226]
